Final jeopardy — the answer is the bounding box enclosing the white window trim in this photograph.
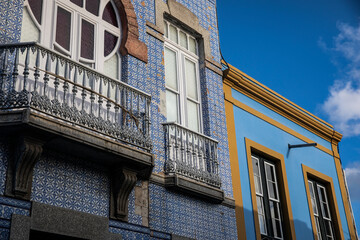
[22,0,122,79]
[164,21,203,133]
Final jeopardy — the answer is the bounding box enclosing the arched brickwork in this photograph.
[113,0,148,63]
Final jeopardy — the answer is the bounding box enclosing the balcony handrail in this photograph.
[0,42,152,151]
[37,67,139,125]
[162,122,219,144]
[163,122,221,188]
[0,42,151,98]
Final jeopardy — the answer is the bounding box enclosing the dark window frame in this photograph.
[308,179,336,240]
[302,164,344,240]
[252,154,284,240]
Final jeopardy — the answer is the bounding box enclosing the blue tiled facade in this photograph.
[149,184,237,240]
[0,0,22,44]
[0,0,236,239]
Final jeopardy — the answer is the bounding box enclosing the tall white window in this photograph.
[21,0,121,79]
[163,20,202,132]
[252,155,284,240]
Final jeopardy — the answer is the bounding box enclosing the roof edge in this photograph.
[223,63,342,143]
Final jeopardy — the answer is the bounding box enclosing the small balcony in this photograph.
[0,42,153,220]
[163,122,224,202]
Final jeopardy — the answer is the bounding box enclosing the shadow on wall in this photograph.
[239,207,315,240]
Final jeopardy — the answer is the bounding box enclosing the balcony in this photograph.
[163,123,224,202]
[0,42,153,220]
[0,42,152,150]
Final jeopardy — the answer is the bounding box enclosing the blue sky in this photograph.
[217,0,360,232]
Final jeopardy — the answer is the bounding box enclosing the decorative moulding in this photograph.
[113,0,148,63]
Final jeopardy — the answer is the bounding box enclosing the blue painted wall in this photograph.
[231,88,351,239]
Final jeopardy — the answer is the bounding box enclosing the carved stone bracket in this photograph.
[6,136,43,200]
[111,168,138,221]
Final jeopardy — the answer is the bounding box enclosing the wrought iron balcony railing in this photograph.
[163,122,221,188]
[0,42,151,151]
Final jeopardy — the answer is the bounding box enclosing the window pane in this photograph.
[86,0,100,16]
[318,186,331,219]
[81,19,95,59]
[308,181,315,198]
[179,31,188,49]
[104,54,119,79]
[56,7,71,51]
[270,201,282,238]
[169,24,178,43]
[185,59,198,100]
[187,100,199,132]
[257,196,267,235]
[164,47,178,90]
[254,176,262,195]
[259,215,267,235]
[104,31,118,56]
[70,0,83,7]
[166,90,178,122]
[308,181,319,215]
[265,163,275,182]
[28,0,43,24]
[265,163,278,200]
[189,37,196,54]
[268,182,278,200]
[102,2,118,27]
[257,196,265,215]
[325,220,334,238]
[252,157,263,194]
[311,197,318,215]
[274,219,282,238]
[315,217,322,240]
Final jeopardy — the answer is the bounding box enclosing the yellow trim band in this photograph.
[224,84,247,239]
[224,90,333,156]
[223,64,342,143]
[331,143,357,239]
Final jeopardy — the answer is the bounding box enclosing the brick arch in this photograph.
[113,0,148,63]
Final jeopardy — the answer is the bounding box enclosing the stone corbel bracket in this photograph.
[111,168,138,221]
[113,0,148,63]
[6,136,43,200]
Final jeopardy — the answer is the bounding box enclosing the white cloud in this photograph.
[345,162,360,203]
[321,22,360,137]
[323,82,360,136]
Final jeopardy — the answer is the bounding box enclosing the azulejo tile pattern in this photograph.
[0,228,9,240]
[0,195,30,240]
[0,142,9,195]
[0,0,237,239]
[149,184,237,240]
[31,150,110,217]
[204,69,233,196]
[129,0,233,196]
[128,180,143,225]
[0,0,22,44]
[109,220,171,239]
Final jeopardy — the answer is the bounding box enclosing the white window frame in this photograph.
[22,0,122,78]
[164,20,203,133]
